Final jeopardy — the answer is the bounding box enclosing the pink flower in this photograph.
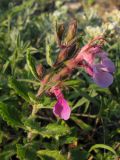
[75,37,115,88]
[51,87,71,120]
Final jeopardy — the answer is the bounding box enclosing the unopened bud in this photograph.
[55,47,68,66]
[56,23,65,46]
[65,59,76,70]
[41,73,51,84]
[54,43,76,66]
[36,73,51,97]
[36,64,43,79]
[64,19,77,44]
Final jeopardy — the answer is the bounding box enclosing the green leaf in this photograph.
[60,136,78,145]
[0,150,15,160]
[75,90,99,108]
[0,102,23,128]
[8,77,30,103]
[28,92,40,104]
[16,144,26,160]
[16,142,40,160]
[89,144,116,155]
[41,123,70,138]
[70,148,89,160]
[72,97,88,111]
[2,60,10,73]
[71,116,92,132]
[24,119,70,138]
[46,40,53,67]
[0,0,35,21]
[0,144,16,160]
[64,79,84,87]
[26,49,39,80]
[37,150,65,160]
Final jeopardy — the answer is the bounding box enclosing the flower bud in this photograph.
[64,19,77,44]
[36,73,51,97]
[36,64,43,79]
[56,23,65,46]
[54,43,76,66]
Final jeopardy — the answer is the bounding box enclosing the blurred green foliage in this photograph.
[0,0,120,159]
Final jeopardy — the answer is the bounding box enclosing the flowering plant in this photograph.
[0,1,118,159]
[36,20,115,120]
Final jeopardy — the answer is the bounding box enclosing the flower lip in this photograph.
[51,87,71,120]
[101,57,115,73]
[53,98,71,120]
[93,69,113,88]
[92,61,114,88]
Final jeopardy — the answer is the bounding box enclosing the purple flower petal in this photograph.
[101,58,115,73]
[53,98,71,120]
[93,70,113,88]
[98,51,108,58]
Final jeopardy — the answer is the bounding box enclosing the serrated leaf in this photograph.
[8,77,30,103]
[16,142,40,160]
[89,144,116,155]
[0,102,23,128]
[26,49,39,80]
[0,145,16,160]
[0,139,18,160]
[41,123,70,138]
[24,119,70,138]
[37,150,65,160]
[0,150,15,160]
[16,144,26,160]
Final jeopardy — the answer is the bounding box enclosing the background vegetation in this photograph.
[0,0,120,159]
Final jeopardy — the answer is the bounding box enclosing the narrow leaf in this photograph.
[71,116,92,131]
[26,49,39,80]
[46,41,53,67]
[89,144,116,155]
